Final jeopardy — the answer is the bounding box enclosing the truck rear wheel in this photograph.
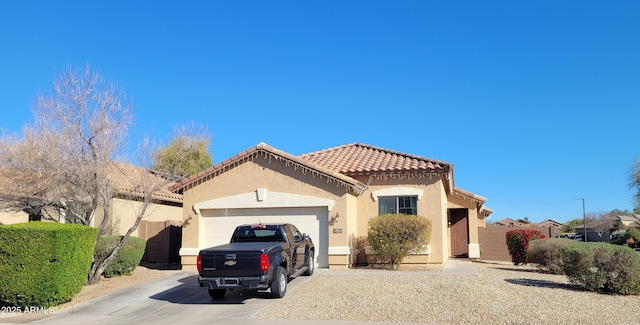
[303,253,314,276]
[271,266,287,298]
[208,289,226,299]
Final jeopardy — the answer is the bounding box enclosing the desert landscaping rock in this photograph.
[35,261,640,325]
[255,261,640,325]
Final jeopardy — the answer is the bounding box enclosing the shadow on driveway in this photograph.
[149,273,297,305]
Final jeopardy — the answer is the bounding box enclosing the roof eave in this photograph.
[170,143,367,195]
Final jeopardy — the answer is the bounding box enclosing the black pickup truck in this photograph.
[197,223,315,298]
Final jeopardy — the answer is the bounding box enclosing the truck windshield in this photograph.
[232,228,285,242]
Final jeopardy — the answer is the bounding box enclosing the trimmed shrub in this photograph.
[609,230,627,245]
[94,235,146,277]
[625,228,640,248]
[506,229,545,265]
[527,238,574,274]
[562,242,640,295]
[367,214,432,270]
[0,222,97,307]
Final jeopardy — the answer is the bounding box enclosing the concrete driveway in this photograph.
[0,270,321,325]
[1,260,477,325]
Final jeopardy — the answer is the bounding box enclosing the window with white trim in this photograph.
[378,196,418,215]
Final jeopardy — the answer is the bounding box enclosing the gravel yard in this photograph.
[255,260,640,325]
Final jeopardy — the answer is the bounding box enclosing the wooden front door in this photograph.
[450,209,469,257]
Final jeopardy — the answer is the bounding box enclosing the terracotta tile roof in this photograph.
[299,143,452,176]
[169,142,491,217]
[453,187,487,203]
[534,219,566,228]
[0,167,52,198]
[169,143,368,194]
[452,187,492,217]
[109,162,183,202]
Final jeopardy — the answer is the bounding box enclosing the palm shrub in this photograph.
[527,238,574,274]
[94,235,146,277]
[505,229,545,265]
[562,242,640,295]
[367,214,432,270]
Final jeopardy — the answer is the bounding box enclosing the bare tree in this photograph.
[586,211,616,241]
[631,158,640,212]
[0,64,175,284]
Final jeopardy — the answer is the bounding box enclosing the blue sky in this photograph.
[1,1,639,223]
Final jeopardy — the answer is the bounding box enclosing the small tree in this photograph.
[367,214,431,270]
[151,123,212,178]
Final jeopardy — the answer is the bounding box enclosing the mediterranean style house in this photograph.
[171,142,492,270]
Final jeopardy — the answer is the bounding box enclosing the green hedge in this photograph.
[562,242,640,295]
[94,235,146,277]
[367,213,431,270]
[527,238,574,274]
[0,222,97,307]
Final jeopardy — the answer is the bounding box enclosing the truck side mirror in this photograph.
[303,233,310,240]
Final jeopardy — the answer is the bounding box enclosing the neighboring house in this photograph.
[171,142,492,270]
[614,214,640,229]
[0,162,183,236]
[0,166,55,224]
[534,219,565,229]
[574,219,613,242]
[93,162,184,238]
[492,218,532,227]
[0,162,184,264]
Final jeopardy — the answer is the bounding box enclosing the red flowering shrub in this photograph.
[506,229,546,265]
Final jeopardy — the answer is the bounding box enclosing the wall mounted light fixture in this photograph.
[183,215,193,227]
[329,213,340,225]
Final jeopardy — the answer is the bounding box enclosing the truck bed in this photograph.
[198,242,282,277]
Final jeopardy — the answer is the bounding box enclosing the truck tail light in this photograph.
[260,253,269,271]
[197,254,202,272]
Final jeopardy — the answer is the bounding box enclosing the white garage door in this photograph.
[200,207,329,268]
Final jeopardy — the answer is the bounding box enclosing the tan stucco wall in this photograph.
[328,255,350,269]
[0,208,69,224]
[180,158,353,266]
[0,211,28,225]
[99,198,182,237]
[367,253,431,269]
[350,176,449,266]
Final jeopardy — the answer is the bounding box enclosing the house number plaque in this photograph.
[333,228,343,234]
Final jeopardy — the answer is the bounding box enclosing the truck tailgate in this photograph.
[199,242,280,277]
